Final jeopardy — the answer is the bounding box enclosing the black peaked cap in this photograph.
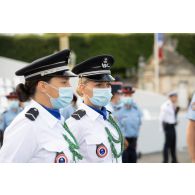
[72,55,115,82]
[15,49,76,80]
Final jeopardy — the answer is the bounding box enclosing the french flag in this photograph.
[155,33,164,60]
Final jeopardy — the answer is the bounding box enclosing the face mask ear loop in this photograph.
[83,84,92,102]
[43,82,59,99]
[44,82,58,91]
[80,77,90,101]
[45,92,52,99]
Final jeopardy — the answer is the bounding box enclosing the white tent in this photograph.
[0,56,28,112]
[0,56,27,81]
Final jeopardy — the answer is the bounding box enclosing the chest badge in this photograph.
[96,143,108,158]
[55,152,68,163]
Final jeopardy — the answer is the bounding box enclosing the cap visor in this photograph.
[86,74,115,82]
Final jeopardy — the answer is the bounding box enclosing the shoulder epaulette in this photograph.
[25,108,39,121]
[71,109,86,120]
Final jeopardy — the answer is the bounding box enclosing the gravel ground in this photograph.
[138,148,191,163]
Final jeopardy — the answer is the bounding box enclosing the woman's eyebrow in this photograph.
[62,78,69,82]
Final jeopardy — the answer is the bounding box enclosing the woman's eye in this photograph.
[95,84,101,87]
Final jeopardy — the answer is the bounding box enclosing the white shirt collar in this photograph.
[28,99,60,128]
[78,103,101,121]
[167,99,175,107]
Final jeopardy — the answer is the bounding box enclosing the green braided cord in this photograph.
[68,145,83,162]
[63,122,79,147]
[105,126,120,144]
[105,115,124,160]
[63,134,79,150]
[62,123,83,162]
[107,134,123,159]
[105,127,119,144]
[63,134,83,162]
[108,115,124,150]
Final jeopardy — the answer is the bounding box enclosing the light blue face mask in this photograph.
[46,84,73,109]
[115,99,124,108]
[8,100,19,110]
[122,97,133,106]
[89,88,112,107]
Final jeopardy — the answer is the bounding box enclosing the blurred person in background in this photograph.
[60,94,78,120]
[106,81,123,118]
[159,92,180,163]
[0,92,22,146]
[116,85,143,163]
[186,93,195,163]
[20,100,31,109]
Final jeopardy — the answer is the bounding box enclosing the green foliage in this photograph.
[0,33,153,71]
[0,34,59,62]
[171,33,195,65]
[70,33,153,68]
[2,33,195,79]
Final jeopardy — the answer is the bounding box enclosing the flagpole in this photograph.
[154,33,159,93]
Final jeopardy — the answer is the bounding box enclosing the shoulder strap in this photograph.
[25,108,39,121]
[71,109,86,120]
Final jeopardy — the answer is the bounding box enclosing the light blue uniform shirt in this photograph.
[0,108,22,132]
[187,93,195,121]
[116,105,142,138]
[60,104,77,121]
[106,102,122,122]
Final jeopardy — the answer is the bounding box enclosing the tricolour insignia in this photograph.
[55,152,68,163]
[96,143,108,158]
[191,102,195,111]
[71,109,86,120]
[25,108,39,121]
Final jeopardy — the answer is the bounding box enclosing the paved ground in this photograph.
[138,148,191,163]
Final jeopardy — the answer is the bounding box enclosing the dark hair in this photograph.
[16,77,52,102]
[72,94,77,104]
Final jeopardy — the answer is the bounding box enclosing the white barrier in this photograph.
[133,89,188,154]
[137,113,188,154]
